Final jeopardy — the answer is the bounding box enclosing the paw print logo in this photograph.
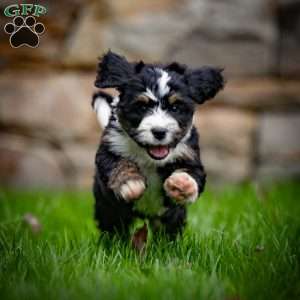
[4,16,45,48]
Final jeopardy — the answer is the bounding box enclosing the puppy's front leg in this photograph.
[164,170,199,205]
[108,160,146,202]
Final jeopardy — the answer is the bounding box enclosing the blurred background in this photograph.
[0,0,299,188]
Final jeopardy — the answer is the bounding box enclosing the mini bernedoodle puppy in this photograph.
[92,50,224,237]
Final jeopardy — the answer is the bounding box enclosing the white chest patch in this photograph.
[105,128,195,167]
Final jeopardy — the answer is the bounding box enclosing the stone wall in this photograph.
[0,0,299,187]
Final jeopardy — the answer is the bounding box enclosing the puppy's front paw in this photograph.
[119,179,146,203]
[164,172,198,204]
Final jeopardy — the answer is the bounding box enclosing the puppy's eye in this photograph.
[140,104,148,112]
[170,104,179,112]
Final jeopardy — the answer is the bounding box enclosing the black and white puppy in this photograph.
[92,50,224,237]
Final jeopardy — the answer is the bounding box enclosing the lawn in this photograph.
[0,182,299,300]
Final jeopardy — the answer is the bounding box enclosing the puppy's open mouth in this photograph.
[147,145,170,160]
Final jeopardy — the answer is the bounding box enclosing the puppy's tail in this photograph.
[92,91,119,129]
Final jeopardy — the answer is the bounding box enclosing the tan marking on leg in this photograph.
[108,159,146,202]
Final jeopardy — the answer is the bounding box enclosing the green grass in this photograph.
[0,182,299,300]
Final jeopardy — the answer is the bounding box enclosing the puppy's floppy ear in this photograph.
[185,67,224,104]
[134,60,145,73]
[95,50,134,89]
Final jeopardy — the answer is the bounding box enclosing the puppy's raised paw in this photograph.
[164,172,198,204]
[119,179,146,203]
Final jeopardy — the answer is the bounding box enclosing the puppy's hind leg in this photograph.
[94,177,134,238]
[160,206,187,239]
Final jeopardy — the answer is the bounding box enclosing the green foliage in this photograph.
[0,182,299,300]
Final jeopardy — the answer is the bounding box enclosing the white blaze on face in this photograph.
[136,69,178,145]
[143,88,157,102]
[137,107,179,145]
[156,69,171,97]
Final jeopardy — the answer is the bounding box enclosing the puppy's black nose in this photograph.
[151,127,167,140]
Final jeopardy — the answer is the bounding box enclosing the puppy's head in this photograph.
[94,50,224,161]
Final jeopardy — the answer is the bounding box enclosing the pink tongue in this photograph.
[148,146,169,159]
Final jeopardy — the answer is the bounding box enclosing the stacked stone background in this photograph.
[0,0,299,188]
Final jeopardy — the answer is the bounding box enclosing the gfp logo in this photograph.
[3,4,47,48]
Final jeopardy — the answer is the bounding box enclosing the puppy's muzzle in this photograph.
[151,127,167,141]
